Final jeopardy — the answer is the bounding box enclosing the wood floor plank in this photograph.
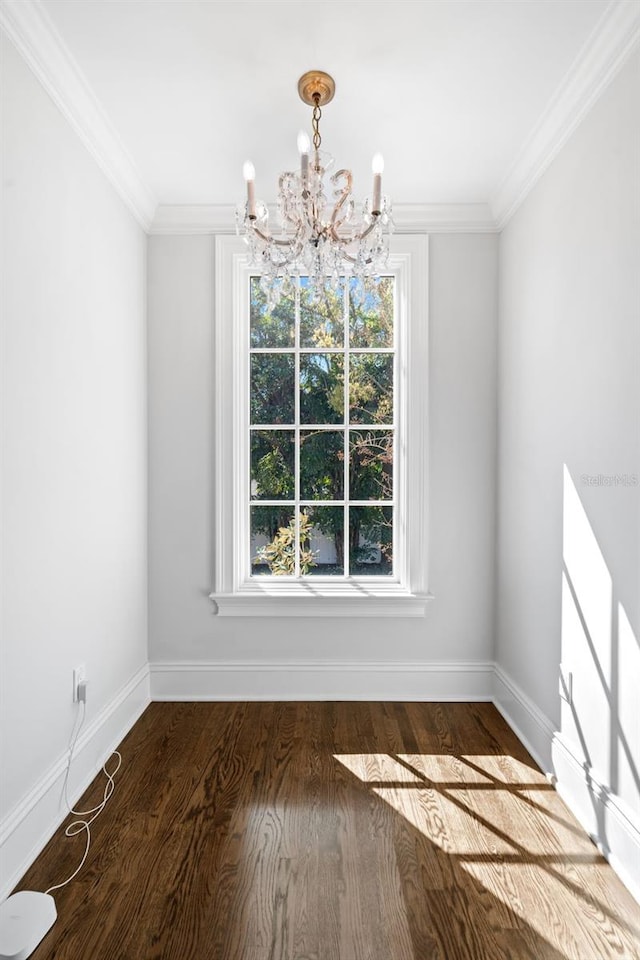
[12,702,640,960]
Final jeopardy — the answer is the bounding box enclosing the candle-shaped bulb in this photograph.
[371,153,383,213]
[297,131,310,184]
[243,160,256,217]
[297,131,311,156]
[372,153,384,175]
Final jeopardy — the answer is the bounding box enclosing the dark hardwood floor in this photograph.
[16,702,640,959]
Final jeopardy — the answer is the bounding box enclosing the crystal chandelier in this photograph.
[238,70,393,304]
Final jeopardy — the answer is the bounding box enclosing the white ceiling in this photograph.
[35,0,615,211]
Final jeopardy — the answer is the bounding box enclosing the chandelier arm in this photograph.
[340,250,375,266]
[278,172,302,232]
[330,169,353,231]
[250,223,301,249]
[329,214,380,246]
[300,189,319,237]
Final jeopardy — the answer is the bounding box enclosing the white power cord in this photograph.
[0,698,122,960]
[44,700,122,896]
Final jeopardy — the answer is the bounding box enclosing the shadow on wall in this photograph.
[560,464,639,855]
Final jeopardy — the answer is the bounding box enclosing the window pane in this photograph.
[349,506,393,576]
[250,277,295,347]
[299,278,344,348]
[251,354,294,424]
[349,354,393,424]
[251,507,295,576]
[349,430,393,501]
[300,430,344,500]
[349,277,393,348]
[300,354,344,424]
[251,430,294,500]
[302,507,344,576]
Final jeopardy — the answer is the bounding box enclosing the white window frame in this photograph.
[211,234,430,616]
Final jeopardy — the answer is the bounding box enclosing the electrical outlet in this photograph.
[73,665,86,702]
[559,665,572,705]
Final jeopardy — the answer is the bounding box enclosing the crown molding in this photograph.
[149,202,498,236]
[492,0,640,229]
[0,0,157,230]
[151,204,238,235]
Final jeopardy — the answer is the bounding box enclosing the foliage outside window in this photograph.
[249,276,395,578]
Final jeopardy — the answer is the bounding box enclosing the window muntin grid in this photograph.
[249,276,395,580]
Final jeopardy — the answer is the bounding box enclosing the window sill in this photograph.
[210,582,432,617]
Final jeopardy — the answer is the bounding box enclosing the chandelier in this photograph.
[238,70,393,304]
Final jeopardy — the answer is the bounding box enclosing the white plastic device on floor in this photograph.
[0,891,57,960]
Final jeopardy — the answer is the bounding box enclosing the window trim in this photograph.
[211,234,431,617]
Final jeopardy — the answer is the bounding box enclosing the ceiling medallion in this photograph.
[238,70,393,305]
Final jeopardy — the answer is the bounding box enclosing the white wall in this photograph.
[496,50,639,891]
[0,35,148,890]
[147,232,498,678]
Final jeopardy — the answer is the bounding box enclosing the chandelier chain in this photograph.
[312,94,322,151]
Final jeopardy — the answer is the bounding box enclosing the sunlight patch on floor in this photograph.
[460,754,543,782]
[333,753,422,783]
[395,752,493,783]
[333,751,639,957]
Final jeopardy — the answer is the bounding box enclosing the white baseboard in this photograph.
[552,733,640,904]
[492,663,556,772]
[494,663,640,905]
[0,663,150,902]
[149,659,495,702]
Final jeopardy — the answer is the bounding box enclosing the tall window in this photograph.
[250,277,394,579]
[213,235,429,616]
